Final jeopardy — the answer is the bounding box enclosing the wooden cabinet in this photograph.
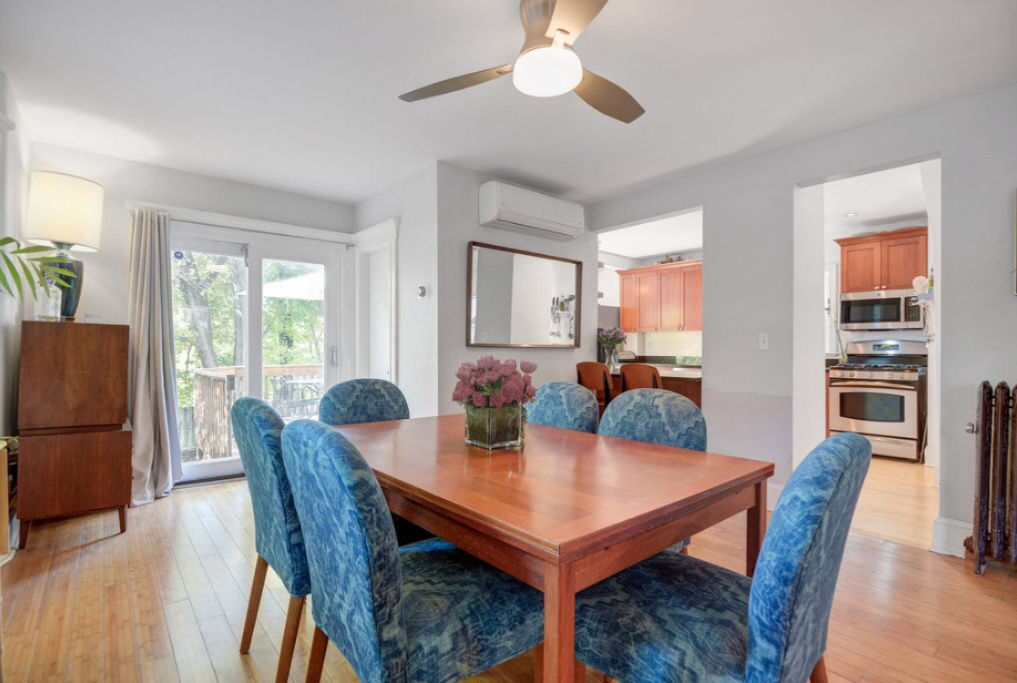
[618,261,703,332]
[17,321,131,547]
[837,227,927,293]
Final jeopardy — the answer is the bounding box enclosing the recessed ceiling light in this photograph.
[843,211,859,218]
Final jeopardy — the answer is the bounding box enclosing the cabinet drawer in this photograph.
[19,430,132,520]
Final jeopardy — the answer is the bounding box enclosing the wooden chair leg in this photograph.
[574,659,586,682]
[306,626,329,683]
[18,520,30,549]
[239,555,268,654]
[534,644,544,683]
[810,655,828,683]
[118,506,127,533]
[275,595,306,683]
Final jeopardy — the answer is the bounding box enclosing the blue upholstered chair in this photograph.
[597,388,707,451]
[318,378,434,546]
[319,378,410,425]
[230,397,311,683]
[574,432,872,683]
[525,381,599,433]
[280,419,545,683]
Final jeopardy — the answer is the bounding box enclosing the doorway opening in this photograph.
[595,207,704,409]
[793,159,941,550]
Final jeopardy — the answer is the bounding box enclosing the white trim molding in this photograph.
[354,219,399,383]
[0,111,14,133]
[127,201,355,245]
[931,516,969,558]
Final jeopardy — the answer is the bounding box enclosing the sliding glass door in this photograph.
[171,228,341,481]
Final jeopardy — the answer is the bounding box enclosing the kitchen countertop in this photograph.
[612,365,703,380]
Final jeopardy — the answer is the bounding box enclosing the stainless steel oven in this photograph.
[840,289,923,330]
[829,379,919,459]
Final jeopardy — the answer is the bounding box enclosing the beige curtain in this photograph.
[128,208,182,504]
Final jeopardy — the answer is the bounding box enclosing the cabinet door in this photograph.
[636,271,660,331]
[619,274,638,331]
[840,241,881,293]
[881,233,927,290]
[680,264,703,331]
[658,269,683,330]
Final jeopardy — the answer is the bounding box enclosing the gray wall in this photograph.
[589,82,1017,556]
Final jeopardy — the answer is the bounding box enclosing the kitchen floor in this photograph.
[850,456,938,549]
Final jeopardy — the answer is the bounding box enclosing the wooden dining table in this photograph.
[335,414,775,682]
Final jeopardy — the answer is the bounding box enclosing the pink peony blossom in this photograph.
[471,391,488,407]
[520,360,537,374]
[501,376,524,402]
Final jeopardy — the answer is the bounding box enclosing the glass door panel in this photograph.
[170,243,248,478]
[261,259,327,421]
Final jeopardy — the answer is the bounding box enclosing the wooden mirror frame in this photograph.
[466,241,583,348]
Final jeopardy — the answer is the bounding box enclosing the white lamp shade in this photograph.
[26,171,104,252]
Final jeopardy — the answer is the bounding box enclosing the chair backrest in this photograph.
[525,381,599,433]
[576,362,613,405]
[281,419,406,683]
[230,397,310,597]
[597,388,706,451]
[745,432,871,682]
[318,378,410,426]
[619,363,661,391]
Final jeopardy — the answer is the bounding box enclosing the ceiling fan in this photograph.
[399,0,644,123]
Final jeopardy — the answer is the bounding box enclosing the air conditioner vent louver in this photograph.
[479,181,585,241]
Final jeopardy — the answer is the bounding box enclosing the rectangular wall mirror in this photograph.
[467,241,582,348]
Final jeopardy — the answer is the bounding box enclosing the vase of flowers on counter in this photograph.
[453,356,537,449]
[597,326,627,372]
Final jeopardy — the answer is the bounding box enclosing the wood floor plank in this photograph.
[2,468,1015,682]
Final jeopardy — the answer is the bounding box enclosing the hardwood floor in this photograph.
[3,479,1015,682]
[850,456,939,550]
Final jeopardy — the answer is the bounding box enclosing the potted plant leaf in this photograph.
[0,237,75,304]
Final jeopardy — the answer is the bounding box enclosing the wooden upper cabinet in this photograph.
[617,260,702,333]
[881,232,927,290]
[837,227,927,293]
[658,269,682,330]
[680,264,703,331]
[635,271,660,331]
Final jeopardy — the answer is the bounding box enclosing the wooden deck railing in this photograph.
[190,364,323,462]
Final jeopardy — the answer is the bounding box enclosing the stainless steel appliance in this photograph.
[840,289,923,330]
[828,340,927,461]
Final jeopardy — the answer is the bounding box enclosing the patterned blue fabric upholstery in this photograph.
[318,378,410,426]
[598,389,707,451]
[281,419,544,683]
[230,397,310,597]
[525,381,599,433]
[574,432,871,683]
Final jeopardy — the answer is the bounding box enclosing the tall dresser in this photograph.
[17,321,132,548]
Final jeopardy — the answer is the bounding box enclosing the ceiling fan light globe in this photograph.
[512,46,583,98]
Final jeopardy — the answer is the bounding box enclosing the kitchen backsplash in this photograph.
[640,330,703,358]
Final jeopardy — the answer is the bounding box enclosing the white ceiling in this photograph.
[2,1,1016,205]
[598,210,703,258]
[823,163,927,234]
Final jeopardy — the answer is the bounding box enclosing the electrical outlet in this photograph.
[758,332,769,351]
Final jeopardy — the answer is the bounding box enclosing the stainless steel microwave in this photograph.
[840,289,923,330]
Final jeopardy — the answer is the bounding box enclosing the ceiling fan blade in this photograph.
[399,65,513,102]
[545,0,608,45]
[574,68,644,123]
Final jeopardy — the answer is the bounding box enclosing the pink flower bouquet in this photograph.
[453,356,537,449]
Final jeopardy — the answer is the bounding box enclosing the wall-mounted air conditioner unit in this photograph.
[479,181,585,241]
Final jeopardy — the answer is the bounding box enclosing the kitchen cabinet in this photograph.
[837,227,927,294]
[619,261,703,332]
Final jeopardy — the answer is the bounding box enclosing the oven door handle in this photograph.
[829,381,917,390]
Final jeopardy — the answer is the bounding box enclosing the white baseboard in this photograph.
[766,482,783,511]
[931,516,969,558]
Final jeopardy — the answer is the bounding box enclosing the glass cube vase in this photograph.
[464,403,523,450]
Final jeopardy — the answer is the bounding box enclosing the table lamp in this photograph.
[25,171,104,320]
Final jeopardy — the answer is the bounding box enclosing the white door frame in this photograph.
[354,219,398,382]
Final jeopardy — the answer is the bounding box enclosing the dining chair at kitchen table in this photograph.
[619,363,662,392]
[231,397,311,683]
[577,361,614,415]
[281,419,545,683]
[525,381,600,433]
[574,432,871,683]
[319,378,435,546]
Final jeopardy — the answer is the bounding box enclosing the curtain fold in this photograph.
[128,208,182,504]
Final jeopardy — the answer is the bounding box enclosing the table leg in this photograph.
[746,480,767,576]
[543,562,576,682]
